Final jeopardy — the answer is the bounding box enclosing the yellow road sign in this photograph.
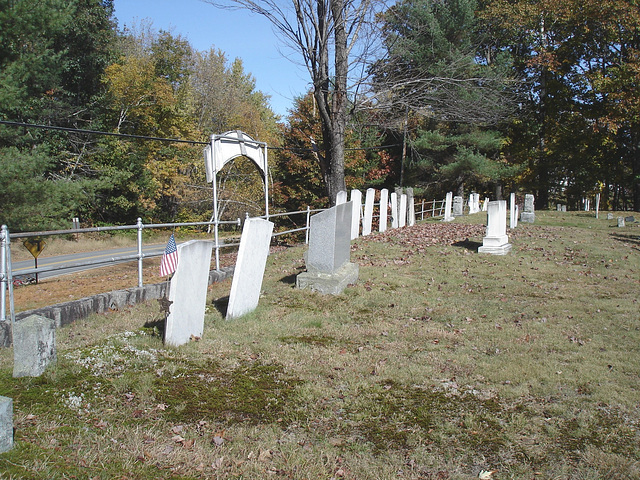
[23,238,46,259]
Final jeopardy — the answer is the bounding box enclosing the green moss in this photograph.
[155,360,302,425]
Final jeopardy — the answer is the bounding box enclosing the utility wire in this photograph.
[0,119,401,153]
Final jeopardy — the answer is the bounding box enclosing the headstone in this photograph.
[226,218,274,320]
[406,188,415,226]
[469,193,477,214]
[617,217,625,227]
[390,192,399,228]
[453,196,464,217]
[509,193,517,229]
[336,190,348,205]
[399,194,408,228]
[562,205,567,212]
[595,193,600,219]
[625,216,635,223]
[379,189,389,232]
[584,198,590,211]
[478,200,512,255]
[13,314,56,378]
[443,192,454,222]
[362,188,375,236]
[607,212,614,220]
[350,189,362,240]
[473,193,480,214]
[164,240,214,346]
[520,194,535,223]
[0,396,12,453]
[515,205,519,228]
[557,204,562,211]
[483,198,489,211]
[297,202,359,295]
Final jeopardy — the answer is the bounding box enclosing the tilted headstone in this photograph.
[443,192,454,222]
[390,192,399,228]
[0,396,12,453]
[379,189,389,232]
[297,202,359,295]
[399,194,408,228]
[509,193,517,229]
[520,194,535,223]
[453,195,464,217]
[362,188,375,236]
[13,314,56,378]
[336,190,348,205]
[478,200,512,255]
[226,218,275,320]
[164,240,214,346]
[350,189,362,240]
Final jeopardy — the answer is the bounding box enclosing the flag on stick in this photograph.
[160,234,178,277]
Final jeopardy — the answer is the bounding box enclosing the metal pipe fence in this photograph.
[1,197,443,324]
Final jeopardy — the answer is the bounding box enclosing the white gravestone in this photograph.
[406,188,415,226]
[443,192,454,222]
[390,192,399,228]
[379,188,389,232]
[557,204,562,211]
[514,205,519,228]
[362,188,375,236]
[13,315,56,378]
[469,193,476,214]
[617,217,626,227]
[350,189,362,240]
[473,193,480,214]
[336,190,348,205]
[520,194,535,223]
[226,218,275,320]
[483,198,489,211]
[165,240,214,346]
[297,202,359,295]
[509,193,517,229]
[595,193,600,219]
[453,195,464,217]
[562,205,567,212]
[607,212,614,220]
[478,200,512,255]
[399,194,408,228]
[0,396,12,453]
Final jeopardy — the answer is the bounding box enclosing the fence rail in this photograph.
[1,195,445,324]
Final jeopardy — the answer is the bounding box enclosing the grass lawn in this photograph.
[1,210,639,479]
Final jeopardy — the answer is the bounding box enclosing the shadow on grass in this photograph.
[212,296,230,316]
[609,232,640,247]
[280,273,298,285]
[452,239,482,251]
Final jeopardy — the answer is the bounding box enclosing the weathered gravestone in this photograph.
[443,192,454,222]
[0,396,12,453]
[13,314,56,378]
[379,188,389,232]
[625,216,635,223]
[399,194,408,228]
[520,194,536,223]
[557,204,562,211]
[226,218,274,320]
[453,195,464,217]
[362,188,375,236]
[164,240,214,347]
[478,200,512,255]
[607,212,614,220]
[562,205,567,212]
[296,202,359,295]
[350,189,362,240]
[618,217,626,227]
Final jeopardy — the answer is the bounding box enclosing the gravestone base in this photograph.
[478,243,512,255]
[0,396,13,453]
[296,262,359,295]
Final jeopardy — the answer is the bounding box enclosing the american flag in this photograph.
[159,234,178,277]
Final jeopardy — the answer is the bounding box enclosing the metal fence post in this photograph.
[305,206,311,244]
[0,225,6,323]
[137,218,143,288]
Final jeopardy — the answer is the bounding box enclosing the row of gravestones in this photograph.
[0,190,539,452]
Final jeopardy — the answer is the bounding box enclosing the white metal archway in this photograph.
[203,130,269,270]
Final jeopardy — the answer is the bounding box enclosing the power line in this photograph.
[0,119,401,153]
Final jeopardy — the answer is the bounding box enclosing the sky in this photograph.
[112,0,311,118]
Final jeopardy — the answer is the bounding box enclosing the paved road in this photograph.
[11,245,165,280]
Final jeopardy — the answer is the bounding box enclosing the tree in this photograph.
[204,0,380,205]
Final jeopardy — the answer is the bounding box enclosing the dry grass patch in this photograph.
[1,211,639,479]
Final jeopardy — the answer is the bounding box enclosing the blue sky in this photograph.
[112,0,311,118]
